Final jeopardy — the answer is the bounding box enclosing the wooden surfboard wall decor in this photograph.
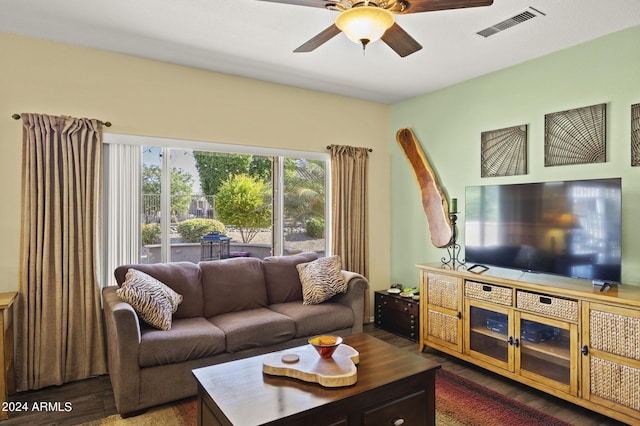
[396,128,453,248]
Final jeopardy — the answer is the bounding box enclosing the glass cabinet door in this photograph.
[516,313,577,395]
[466,302,513,371]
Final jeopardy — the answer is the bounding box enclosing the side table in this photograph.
[0,292,16,420]
[374,290,419,341]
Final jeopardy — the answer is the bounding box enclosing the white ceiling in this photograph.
[1,0,640,104]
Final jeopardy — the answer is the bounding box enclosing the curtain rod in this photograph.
[12,113,112,127]
[326,145,373,152]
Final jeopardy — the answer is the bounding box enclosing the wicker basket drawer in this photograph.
[516,291,578,321]
[427,273,459,310]
[590,309,640,360]
[590,356,640,411]
[465,281,512,306]
[427,309,458,345]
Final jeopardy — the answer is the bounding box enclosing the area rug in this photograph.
[88,369,572,426]
[80,399,197,426]
[435,369,572,426]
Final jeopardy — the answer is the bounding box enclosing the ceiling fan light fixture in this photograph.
[335,6,394,47]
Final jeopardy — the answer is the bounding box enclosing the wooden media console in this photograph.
[418,263,640,425]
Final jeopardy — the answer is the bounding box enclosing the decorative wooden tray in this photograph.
[262,344,359,387]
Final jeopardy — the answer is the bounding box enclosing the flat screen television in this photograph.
[465,178,621,283]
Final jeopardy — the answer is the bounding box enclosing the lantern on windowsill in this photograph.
[200,232,231,261]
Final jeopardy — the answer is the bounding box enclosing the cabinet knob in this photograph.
[393,418,405,426]
[456,311,462,319]
[581,345,589,356]
[507,337,520,347]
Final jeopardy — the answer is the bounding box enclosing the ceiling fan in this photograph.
[258,0,494,57]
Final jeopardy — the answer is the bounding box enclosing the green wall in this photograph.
[390,25,640,288]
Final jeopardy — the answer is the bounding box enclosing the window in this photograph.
[103,134,329,276]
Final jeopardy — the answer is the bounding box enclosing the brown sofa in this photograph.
[102,252,368,416]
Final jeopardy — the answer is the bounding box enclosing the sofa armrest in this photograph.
[332,271,369,334]
[102,286,143,414]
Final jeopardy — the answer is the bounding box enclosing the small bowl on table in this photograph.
[308,335,343,359]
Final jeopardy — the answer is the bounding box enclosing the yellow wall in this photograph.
[0,32,391,296]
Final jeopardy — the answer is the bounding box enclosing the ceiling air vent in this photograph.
[476,7,544,38]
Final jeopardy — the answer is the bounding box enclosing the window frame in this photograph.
[104,133,331,262]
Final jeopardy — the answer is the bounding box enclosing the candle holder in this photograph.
[441,212,465,267]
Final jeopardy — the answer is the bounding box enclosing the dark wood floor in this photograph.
[2,325,629,425]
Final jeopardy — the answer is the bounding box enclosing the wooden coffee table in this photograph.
[192,333,440,425]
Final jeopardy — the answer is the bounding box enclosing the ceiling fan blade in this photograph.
[256,0,337,9]
[294,24,342,53]
[381,23,423,57]
[402,0,493,14]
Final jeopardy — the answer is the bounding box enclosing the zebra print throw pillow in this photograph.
[116,269,183,331]
[297,256,347,305]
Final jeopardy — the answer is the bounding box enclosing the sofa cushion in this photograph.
[297,256,348,305]
[200,257,268,318]
[138,317,226,368]
[114,262,203,319]
[262,252,319,304]
[208,308,295,352]
[116,269,183,331]
[269,301,354,338]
